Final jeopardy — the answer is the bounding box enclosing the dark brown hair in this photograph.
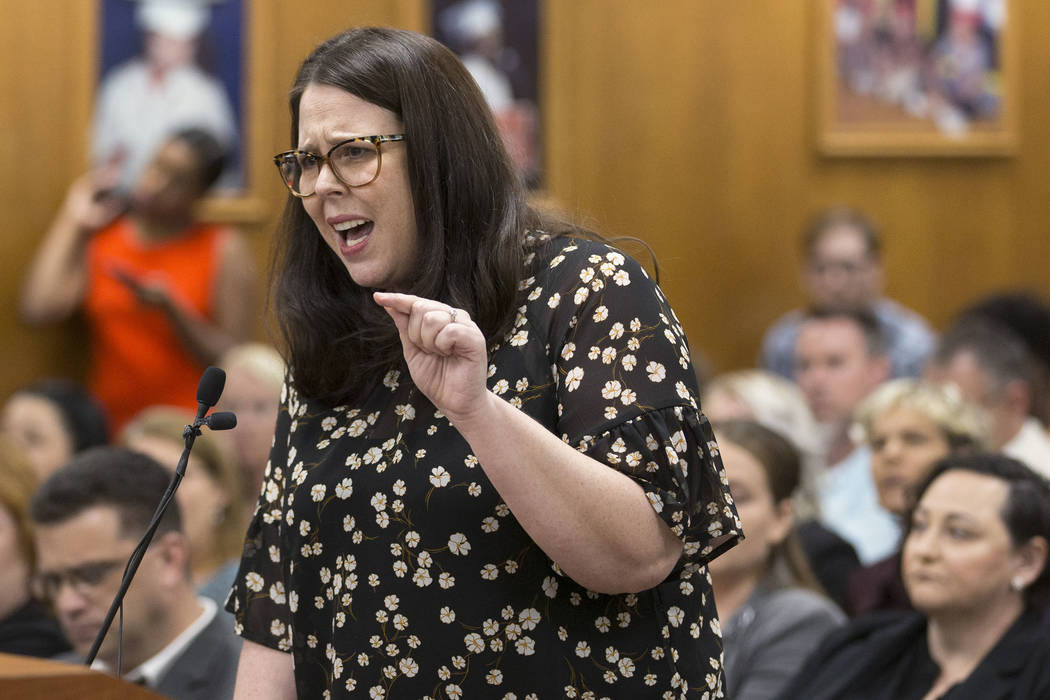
[271,27,540,405]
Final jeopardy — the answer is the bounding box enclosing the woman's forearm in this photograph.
[451,390,683,594]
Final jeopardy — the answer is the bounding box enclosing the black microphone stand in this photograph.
[85,370,236,668]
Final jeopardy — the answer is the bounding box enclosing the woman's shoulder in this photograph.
[759,587,846,623]
[527,232,645,281]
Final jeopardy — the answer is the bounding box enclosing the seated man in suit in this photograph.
[29,446,240,699]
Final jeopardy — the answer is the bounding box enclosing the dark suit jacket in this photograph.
[153,608,241,700]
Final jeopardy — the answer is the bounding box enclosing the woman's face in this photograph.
[130,138,204,222]
[709,439,793,581]
[903,470,1033,617]
[125,435,228,570]
[869,406,952,517]
[0,504,30,617]
[1,394,75,480]
[296,84,419,291]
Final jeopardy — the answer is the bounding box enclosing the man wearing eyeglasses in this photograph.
[759,206,936,381]
[29,446,240,699]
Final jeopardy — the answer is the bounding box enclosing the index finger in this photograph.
[372,291,423,314]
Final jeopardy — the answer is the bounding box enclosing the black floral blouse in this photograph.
[227,235,741,699]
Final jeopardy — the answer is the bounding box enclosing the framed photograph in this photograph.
[816,0,1016,157]
[95,0,270,221]
[431,0,542,187]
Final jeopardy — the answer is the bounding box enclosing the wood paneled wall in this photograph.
[3,0,1048,398]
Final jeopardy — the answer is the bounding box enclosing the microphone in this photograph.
[86,367,237,669]
[194,366,226,422]
[204,411,237,431]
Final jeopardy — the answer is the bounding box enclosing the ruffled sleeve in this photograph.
[534,237,741,569]
[225,374,296,652]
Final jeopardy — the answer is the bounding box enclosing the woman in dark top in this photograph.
[847,379,988,617]
[227,27,741,698]
[0,436,70,657]
[778,453,1050,700]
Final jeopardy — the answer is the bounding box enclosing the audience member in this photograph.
[760,206,936,380]
[954,290,1050,425]
[777,453,1050,699]
[1,378,110,480]
[847,378,989,616]
[926,319,1050,477]
[0,436,70,657]
[216,343,285,509]
[20,128,255,431]
[30,446,240,698]
[120,406,245,606]
[703,369,862,609]
[711,420,845,700]
[703,369,823,517]
[795,307,898,564]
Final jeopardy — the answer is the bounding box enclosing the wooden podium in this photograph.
[0,652,167,699]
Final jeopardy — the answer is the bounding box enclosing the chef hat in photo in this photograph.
[135,0,211,40]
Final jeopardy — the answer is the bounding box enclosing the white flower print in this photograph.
[394,403,415,420]
[627,336,641,351]
[518,608,541,630]
[575,641,591,658]
[621,353,637,371]
[348,419,368,437]
[486,669,504,685]
[547,292,561,308]
[269,582,286,604]
[412,568,432,587]
[573,286,589,305]
[464,632,485,653]
[343,515,355,532]
[483,618,500,636]
[481,564,499,580]
[448,533,470,555]
[592,305,608,322]
[376,511,390,528]
[613,269,630,285]
[404,531,420,548]
[620,389,637,405]
[542,576,558,598]
[595,616,611,633]
[509,330,529,346]
[601,347,617,364]
[604,406,618,419]
[667,606,685,627]
[446,684,463,699]
[335,478,353,499]
[565,366,584,392]
[515,636,536,656]
[429,467,451,487]
[647,361,667,382]
[601,381,622,399]
[370,493,387,511]
[481,516,500,533]
[310,484,326,502]
[439,607,455,624]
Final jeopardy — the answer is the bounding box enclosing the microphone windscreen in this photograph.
[206,411,238,431]
[196,367,226,407]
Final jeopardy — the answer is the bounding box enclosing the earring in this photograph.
[1011,577,1025,592]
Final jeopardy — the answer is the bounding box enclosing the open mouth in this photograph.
[334,219,374,246]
